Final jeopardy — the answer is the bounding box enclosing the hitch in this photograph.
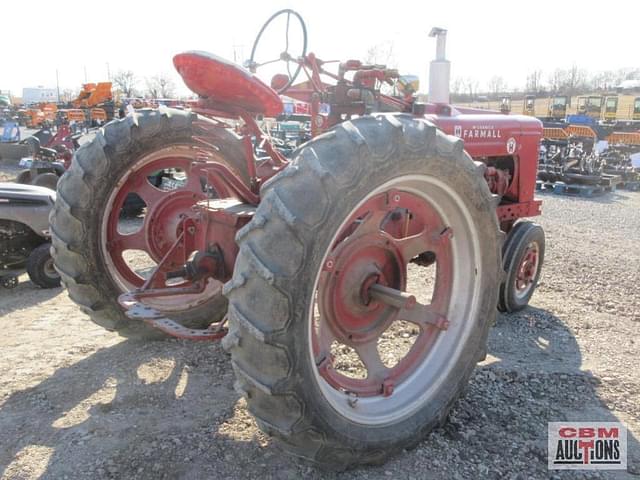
[166,248,225,282]
[119,292,228,341]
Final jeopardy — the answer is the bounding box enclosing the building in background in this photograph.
[22,87,58,105]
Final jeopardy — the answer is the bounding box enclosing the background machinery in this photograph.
[603,95,618,122]
[0,183,60,289]
[500,95,512,114]
[50,10,545,469]
[577,95,603,120]
[548,95,569,120]
[523,94,536,115]
[70,82,115,123]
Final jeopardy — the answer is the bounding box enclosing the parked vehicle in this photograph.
[0,183,60,289]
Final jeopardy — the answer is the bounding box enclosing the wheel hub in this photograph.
[146,190,202,263]
[516,241,539,294]
[319,231,405,344]
[313,187,457,401]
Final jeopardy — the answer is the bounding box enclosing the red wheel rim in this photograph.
[100,145,224,311]
[313,188,453,398]
[514,241,539,298]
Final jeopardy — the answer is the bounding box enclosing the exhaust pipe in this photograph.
[428,27,450,104]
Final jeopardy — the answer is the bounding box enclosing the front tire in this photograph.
[498,221,545,312]
[27,243,61,289]
[224,115,501,468]
[16,169,32,184]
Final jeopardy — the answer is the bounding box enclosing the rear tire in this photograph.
[50,108,241,338]
[224,114,501,468]
[27,243,61,289]
[498,221,545,312]
[16,169,32,184]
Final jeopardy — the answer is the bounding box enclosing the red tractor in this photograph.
[50,10,545,469]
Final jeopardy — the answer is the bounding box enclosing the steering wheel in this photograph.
[247,9,308,94]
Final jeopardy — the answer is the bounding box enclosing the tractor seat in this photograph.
[173,51,283,117]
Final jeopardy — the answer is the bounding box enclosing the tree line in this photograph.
[111,70,177,99]
[452,66,640,102]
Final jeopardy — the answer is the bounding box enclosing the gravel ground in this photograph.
[0,161,639,479]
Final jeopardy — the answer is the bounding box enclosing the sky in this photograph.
[2,0,639,97]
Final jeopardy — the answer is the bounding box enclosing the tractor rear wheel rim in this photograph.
[309,175,481,425]
[514,241,539,299]
[101,145,220,311]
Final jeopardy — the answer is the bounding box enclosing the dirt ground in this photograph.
[1,160,639,478]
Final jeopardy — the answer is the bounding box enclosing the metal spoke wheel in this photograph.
[247,9,307,94]
[498,221,545,313]
[50,109,230,337]
[311,184,464,423]
[224,115,501,468]
[101,145,222,313]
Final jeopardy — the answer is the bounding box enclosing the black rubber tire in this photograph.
[27,243,61,289]
[49,108,245,338]
[497,221,545,313]
[16,169,32,184]
[32,172,59,191]
[223,114,502,469]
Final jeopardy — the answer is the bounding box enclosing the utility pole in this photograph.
[84,66,88,83]
[106,62,111,80]
[56,69,61,103]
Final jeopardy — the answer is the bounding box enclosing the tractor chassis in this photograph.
[115,99,537,341]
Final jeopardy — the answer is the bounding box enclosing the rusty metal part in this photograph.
[484,166,511,196]
[116,198,254,338]
[119,293,227,340]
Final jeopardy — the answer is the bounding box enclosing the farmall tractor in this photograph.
[50,11,544,469]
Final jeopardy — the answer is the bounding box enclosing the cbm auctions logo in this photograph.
[548,422,627,470]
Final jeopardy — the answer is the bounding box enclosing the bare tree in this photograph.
[364,41,396,66]
[465,77,479,99]
[487,75,506,96]
[61,88,80,103]
[525,70,543,93]
[548,69,567,93]
[565,65,587,95]
[589,70,615,91]
[624,69,640,80]
[146,73,176,99]
[451,76,464,95]
[112,70,138,97]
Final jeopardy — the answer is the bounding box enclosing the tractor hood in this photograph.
[0,182,55,238]
[0,182,56,205]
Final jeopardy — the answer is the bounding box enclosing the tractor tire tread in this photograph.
[224,114,501,469]
[50,108,226,338]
